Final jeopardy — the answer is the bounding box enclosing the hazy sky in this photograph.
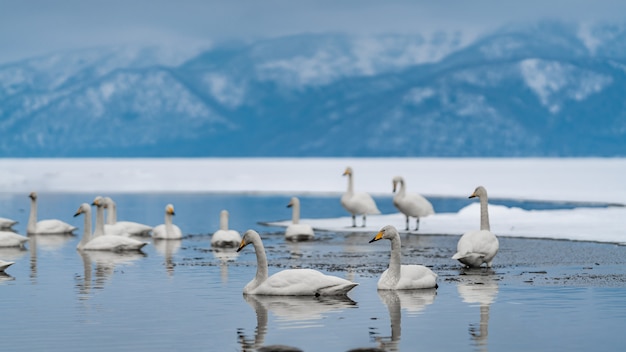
[1,0,625,64]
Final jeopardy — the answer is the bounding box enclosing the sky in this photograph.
[1,0,626,64]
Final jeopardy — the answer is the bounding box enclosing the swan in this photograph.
[341,167,381,227]
[27,192,77,234]
[0,217,18,230]
[0,260,14,272]
[211,210,241,247]
[91,196,131,237]
[285,197,314,241]
[236,229,358,296]
[152,204,183,240]
[392,176,434,231]
[0,231,28,248]
[452,186,499,268]
[369,225,438,290]
[103,197,153,236]
[74,203,147,252]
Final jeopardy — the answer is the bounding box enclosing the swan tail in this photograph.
[317,282,358,296]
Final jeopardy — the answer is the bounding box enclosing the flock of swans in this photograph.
[0,167,499,299]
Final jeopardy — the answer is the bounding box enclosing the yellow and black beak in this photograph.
[369,231,384,243]
[236,240,247,252]
[73,209,82,217]
[469,191,477,199]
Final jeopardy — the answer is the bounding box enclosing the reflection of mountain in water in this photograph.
[153,239,182,276]
[211,248,238,283]
[238,294,356,351]
[457,274,499,352]
[373,289,437,352]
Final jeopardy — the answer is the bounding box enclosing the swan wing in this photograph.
[0,231,28,247]
[342,192,380,215]
[211,229,242,247]
[84,235,147,251]
[116,221,153,236]
[251,268,357,296]
[36,219,77,234]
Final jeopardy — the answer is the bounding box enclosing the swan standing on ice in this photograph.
[27,192,77,235]
[74,203,147,251]
[103,197,152,236]
[237,229,358,296]
[452,186,499,268]
[392,176,434,231]
[285,197,314,241]
[369,225,438,290]
[211,210,241,247]
[0,260,14,272]
[0,217,18,230]
[341,167,381,227]
[152,204,183,240]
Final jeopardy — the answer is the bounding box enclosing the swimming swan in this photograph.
[152,204,183,240]
[341,167,381,227]
[211,210,241,247]
[0,217,18,230]
[0,260,14,271]
[369,225,438,290]
[452,186,499,268]
[237,229,358,296]
[27,192,77,234]
[392,176,434,231]
[285,197,314,241]
[0,231,28,248]
[74,203,147,252]
[103,197,153,236]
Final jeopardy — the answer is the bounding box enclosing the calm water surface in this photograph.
[0,193,624,352]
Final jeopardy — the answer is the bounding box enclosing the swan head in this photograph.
[369,225,399,243]
[237,229,260,252]
[469,186,488,199]
[342,167,353,176]
[165,204,175,216]
[74,203,91,217]
[220,209,229,217]
[392,176,404,192]
[28,192,37,200]
[92,196,105,207]
[287,197,300,208]
[103,197,115,207]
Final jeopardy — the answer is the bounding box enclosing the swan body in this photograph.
[152,204,182,240]
[104,197,153,236]
[369,225,438,290]
[0,260,14,272]
[0,231,28,247]
[92,197,132,237]
[211,210,241,247]
[392,176,434,231]
[341,167,381,227]
[27,192,77,234]
[237,229,358,296]
[452,186,499,268]
[0,217,18,229]
[285,197,314,241]
[74,203,147,252]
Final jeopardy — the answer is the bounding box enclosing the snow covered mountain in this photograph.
[0,21,624,157]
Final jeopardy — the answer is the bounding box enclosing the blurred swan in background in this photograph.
[392,176,434,231]
[27,192,77,235]
[103,197,152,236]
[152,204,183,240]
[74,203,147,252]
[285,197,314,241]
[341,166,380,227]
[211,210,241,247]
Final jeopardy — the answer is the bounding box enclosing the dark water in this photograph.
[0,193,625,352]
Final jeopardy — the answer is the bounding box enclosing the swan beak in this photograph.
[73,210,82,217]
[469,192,477,199]
[369,231,384,243]
[236,240,247,252]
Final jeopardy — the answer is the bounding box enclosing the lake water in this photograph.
[1,193,625,352]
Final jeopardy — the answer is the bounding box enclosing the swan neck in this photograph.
[220,212,228,230]
[291,203,300,224]
[397,180,406,196]
[252,237,269,284]
[346,173,354,194]
[79,209,92,249]
[388,235,402,279]
[165,212,174,234]
[479,195,490,231]
[27,197,37,233]
[94,206,105,237]
[107,202,117,224]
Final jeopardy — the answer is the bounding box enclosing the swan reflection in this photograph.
[457,274,499,352]
[0,272,14,283]
[211,248,238,283]
[76,250,146,298]
[238,294,356,351]
[373,289,437,351]
[153,239,182,276]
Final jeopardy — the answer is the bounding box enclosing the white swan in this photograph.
[236,229,358,296]
[285,197,314,241]
[74,203,147,252]
[92,196,131,237]
[0,217,18,230]
[103,197,153,236]
[452,186,499,268]
[27,192,77,234]
[369,225,438,290]
[211,210,241,247]
[0,231,28,248]
[341,167,381,227]
[392,176,434,231]
[0,260,14,272]
[152,204,182,240]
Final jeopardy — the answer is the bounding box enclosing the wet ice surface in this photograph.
[1,193,626,352]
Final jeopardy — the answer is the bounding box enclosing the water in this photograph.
[1,193,625,351]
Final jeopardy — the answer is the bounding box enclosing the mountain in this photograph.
[0,21,625,157]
